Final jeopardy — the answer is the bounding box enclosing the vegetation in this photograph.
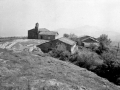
[98,34,111,46]
[49,43,103,70]
[63,33,78,41]
[0,48,119,90]
[63,33,83,46]
[93,50,120,85]
[50,33,120,85]
[73,50,103,70]
[95,34,111,54]
[49,43,71,61]
[1,33,120,86]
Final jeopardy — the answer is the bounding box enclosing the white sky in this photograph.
[0,0,120,40]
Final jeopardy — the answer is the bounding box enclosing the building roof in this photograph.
[80,35,99,43]
[57,37,76,46]
[28,28,49,32]
[28,29,35,32]
[79,35,91,40]
[38,28,49,32]
[28,28,58,36]
[39,31,58,35]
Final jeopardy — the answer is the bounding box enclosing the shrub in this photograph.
[89,43,98,51]
[69,53,78,63]
[96,34,111,54]
[98,34,111,46]
[63,33,78,42]
[101,51,116,62]
[49,43,71,61]
[73,50,103,70]
[63,33,69,38]
[94,51,120,85]
[49,40,120,85]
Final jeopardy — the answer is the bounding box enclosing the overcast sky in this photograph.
[0,0,120,40]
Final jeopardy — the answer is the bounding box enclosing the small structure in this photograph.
[37,37,78,54]
[79,35,99,47]
[28,23,58,40]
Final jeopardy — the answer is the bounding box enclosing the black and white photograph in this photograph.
[0,0,120,90]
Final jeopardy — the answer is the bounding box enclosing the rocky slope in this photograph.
[0,39,48,52]
[0,39,120,90]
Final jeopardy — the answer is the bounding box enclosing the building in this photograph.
[37,37,78,54]
[28,23,58,40]
[79,35,99,47]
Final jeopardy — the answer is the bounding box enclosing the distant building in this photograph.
[28,23,58,40]
[37,37,78,54]
[79,35,99,47]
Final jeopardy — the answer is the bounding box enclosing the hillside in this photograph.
[0,39,120,90]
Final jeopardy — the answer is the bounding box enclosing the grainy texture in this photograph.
[0,40,119,90]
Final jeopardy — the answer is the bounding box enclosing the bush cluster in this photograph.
[49,42,120,85]
[73,51,103,70]
[49,34,120,85]
[49,43,71,61]
[94,50,120,85]
[49,43,103,70]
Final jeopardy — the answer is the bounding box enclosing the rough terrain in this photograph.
[0,39,48,52]
[0,39,119,90]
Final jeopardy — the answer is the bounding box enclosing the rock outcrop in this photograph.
[0,39,47,53]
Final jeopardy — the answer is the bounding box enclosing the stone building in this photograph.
[28,23,58,40]
[37,37,78,54]
[79,35,99,47]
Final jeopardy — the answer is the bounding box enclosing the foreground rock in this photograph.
[0,49,119,90]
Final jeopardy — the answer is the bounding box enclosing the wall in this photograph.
[37,39,72,53]
[71,44,78,54]
[28,29,38,39]
[83,42,99,47]
[50,40,72,52]
[37,42,51,53]
[38,35,55,40]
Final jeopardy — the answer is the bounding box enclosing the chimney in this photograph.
[35,23,39,31]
